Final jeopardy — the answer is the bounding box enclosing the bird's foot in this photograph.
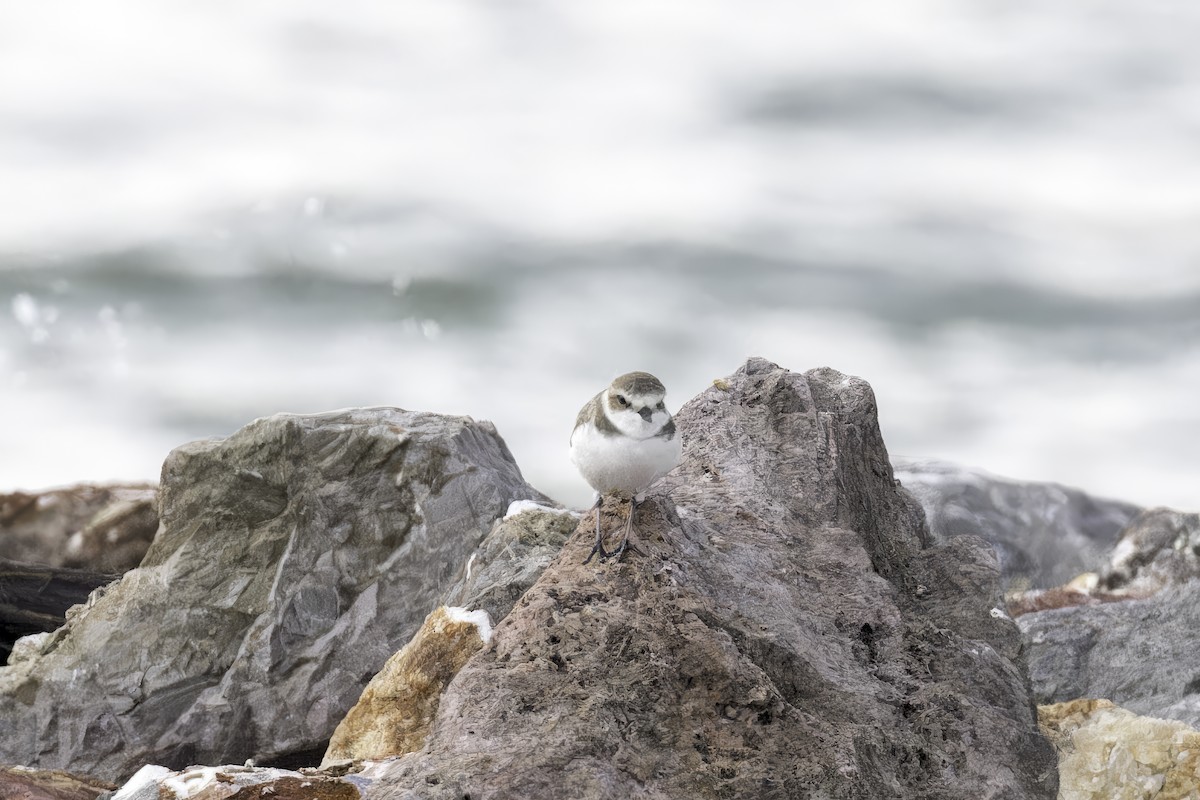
[603,538,638,562]
[583,539,609,565]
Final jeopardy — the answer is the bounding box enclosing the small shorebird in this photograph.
[569,371,681,563]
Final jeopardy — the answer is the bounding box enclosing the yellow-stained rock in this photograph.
[321,605,492,765]
[1039,699,1200,799]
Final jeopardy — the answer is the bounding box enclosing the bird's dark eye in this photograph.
[657,401,665,410]
[616,395,628,406]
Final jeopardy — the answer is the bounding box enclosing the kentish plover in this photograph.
[569,371,681,563]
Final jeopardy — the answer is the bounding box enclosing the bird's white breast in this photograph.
[569,420,681,498]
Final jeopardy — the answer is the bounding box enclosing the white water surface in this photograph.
[1,2,1197,511]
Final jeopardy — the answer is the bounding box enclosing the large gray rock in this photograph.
[894,458,1140,590]
[0,408,544,782]
[361,359,1057,799]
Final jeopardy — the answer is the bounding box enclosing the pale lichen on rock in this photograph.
[322,605,494,765]
[1040,699,1200,800]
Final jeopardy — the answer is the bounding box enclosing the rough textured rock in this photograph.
[323,605,493,764]
[1099,508,1200,596]
[359,359,1057,799]
[1019,580,1200,727]
[0,560,117,663]
[894,458,1140,590]
[1039,699,1200,799]
[0,767,114,800]
[0,484,158,572]
[110,764,359,800]
[319,502,577,767]
[1012,509,1200,727]
[1007,509,1200,616]
[439,502,579,625]
[0,408,544,782]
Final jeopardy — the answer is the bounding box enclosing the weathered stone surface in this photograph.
[1019,580,1200,727]
[318,504,576,766]
[0,767,114,800]
[1039,699,1200,799]
[1099,508,1200,596]
[0,408,545,782]
[894,458,1140,590]
[1011,509,1200,727]
[323,605,493,764]
[439,502,579,625]
[359,359,1056,799]
[1007,509,1200,616]
[110,764,359,800]
[0,484,158,572]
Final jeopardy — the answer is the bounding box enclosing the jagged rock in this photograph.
[0,767,114,800]
[439,502,579,625]
[0,560,118,663]
[110,764,359,800]
[323,605,494,764]
[1012,509,1200,727]
[1039,699,1200,799]
[0,409,545,782]
[0,484,158,572]
[894,457,1140,590]
[1007,509,1200,616]
[319,501,576,767]
[318,503,576,766]
[320,502,578,766]
[1099,509,1200,595]
[357,359,1057,799]
[1019,580,1200,727]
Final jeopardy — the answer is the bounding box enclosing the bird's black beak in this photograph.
[638,407,654,422]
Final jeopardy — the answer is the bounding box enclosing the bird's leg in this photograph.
[582,494,608,564]
[607,494,638,561]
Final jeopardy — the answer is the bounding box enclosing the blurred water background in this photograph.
[1,1,1198,511]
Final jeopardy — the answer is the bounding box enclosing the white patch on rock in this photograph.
[445,606,493,644]
[156,766,301,799]
[7,632,52,665]
[162,766,223,797]
[112,764,173,800]
[1066,572,1099,591]
[355,759,395,781]
[1108,537,1138,572]
[503,499,577,519]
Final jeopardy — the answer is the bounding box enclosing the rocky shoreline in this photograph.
[2,358,1197,799]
